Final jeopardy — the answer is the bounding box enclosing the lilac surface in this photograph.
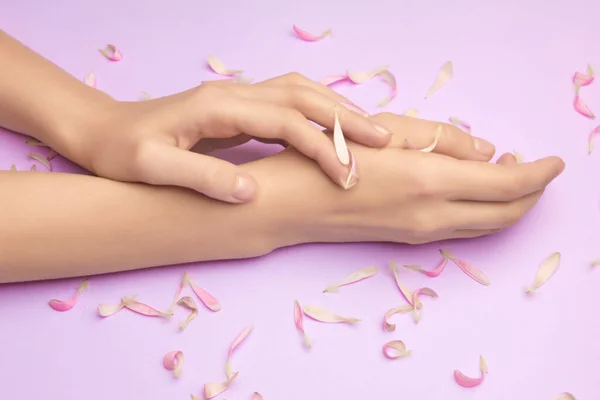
[0,0,599,398]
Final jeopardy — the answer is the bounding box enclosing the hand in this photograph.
[67,73,401,203]
[260,113,565,247]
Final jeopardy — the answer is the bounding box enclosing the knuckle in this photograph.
[282,72,308,85]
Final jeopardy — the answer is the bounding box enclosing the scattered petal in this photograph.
[177,296,198,330]
[201,372,239,400]
[321,75,349,86]
[225,325,253,380]
[30,165,37,171]
[141,92,152,100]
[207,55,243,76]
[235,75,254,84]
[383,305,413,332]
[347,65,389,84]
[294,300,311,348]
[341,151,357,190]
[323,266,378,293]
[525,252,561,294]
[454,355,487,388]
[124,297,173,318]
[9,164,16,171]
[25,140,49,147]
[403,264,422,271]
[590,259,600,267]
[574,94,595,119]
[555,393,577,400]
[377,70,397,107]
[588,125,600,154]
[418,125,443,152]
[183,273,221,312]
[441,249,491,286]
[99,44,123,61]
[449,116,472,134]
[513,151,524,164]
[573,64,594,88]
[163,350,184,378]
[303,305,360,324]
[390,260,416,306]
[252,393,264,400]
[292,25,332,42]
[28,153,51,171]
[425,61,453,99]
[47,150,58,161]
[413,255,449,278]
[84,72,97,88]
[403,108,419,117]
[333,108,350,165]
[48,279,89,312]
[382,340,411,359]
[97,295,137,317]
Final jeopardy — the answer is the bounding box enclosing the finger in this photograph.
[496,152,518,166]
[369,113,496,161]
[232,84,392,148]
[442,156,565,201]
[137,142,257,203]
[451,229,502,239]
[447,190,544,230]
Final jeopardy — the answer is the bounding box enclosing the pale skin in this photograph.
[0,31,565,283]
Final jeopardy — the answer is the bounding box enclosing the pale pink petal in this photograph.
[425,61,453,99]
[167,274,186,312]
[454,356,487,388]
[97,295,137,317]
[28,153,51,171]
[124,298,173,318]
[163,350,184,378]
[590,258,600,267]
[377,70,397,107]
[410,287,438,324]
[140,92,152,100]
[294,300,311,348]
[574,95,596,119]
[588,125,600,154]
[30,165,37,171]
[555,393,577,400]
[525,252,561,294]
[207,55,243,76]
[418,125,443,152]
[292,25,332,42]
[403,108,419,117]
[99,44,123,61]
[225,325,253,380]
[449,117,472,134]
[202,373,239,399]
[383,305,413,332]
[513,151,524,164]
[177,296,198,330]
[26,140,49,147]
[415,256,449,277]
[390,260,415,305]
[442,249,491,286]
[341,151,357,190]
[303,305,360,324]
[573,64,594,88]
[347,65,389,84]
[333,108,350,165]
[323,266,378,293]
[9,164,16,171]
[321,75,349,86]
[382,340,411,359]
[83,72,97,88]
[48,279,89,312]
[183,273,221,312]
[252,393,264,400]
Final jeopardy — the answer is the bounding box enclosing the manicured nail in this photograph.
[341,102,369,117]
[232,173,256,202]
[372,122,393,136]
[473,137,495,155]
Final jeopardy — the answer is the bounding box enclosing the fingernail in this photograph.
[371,122,393,136]
[473,137,495,155]
[341,101,369,117]
[232,173,256,202]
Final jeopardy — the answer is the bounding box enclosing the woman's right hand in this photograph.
[254,112,565,248]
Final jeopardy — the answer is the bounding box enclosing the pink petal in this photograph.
[390,260,415,305]
[442,250,491,286]
[97,295,136,317]
[252,393,264,400]
[454,355,487,388]
[415,256,449,277]
[333,108,350,165]
[177,296,198,330]
[124,298,173,318]
[448,117,472,134]
[588,125,600,154]
[382,340,411,359]
[377,70,397,107]
[201,372,239,400]
[99,44,123,61]
[225,325,253,380]
[302,305,361,324]
[383,305,413,332]
[572,64,594,88]
[292,25,332,42]
[340,151,357,190]
[207,55,243,76]
[425,61,453,99]
[347,65,389,84]
[574,95,596,119]
[48,279,89,312]
[323,266,378,293]
[163,350,184,378]
[183,273,221,312]
[83,72,97,88]
[320,75,349,86]
[294,300,311,348]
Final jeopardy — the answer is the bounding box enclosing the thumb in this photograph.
[138,143,257,203]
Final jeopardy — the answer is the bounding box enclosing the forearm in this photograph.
[0,151,337,283]
[0,30,113,152]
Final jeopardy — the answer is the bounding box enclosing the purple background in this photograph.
[1,0,599,399]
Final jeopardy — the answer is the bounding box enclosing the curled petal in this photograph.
[99,44,123,61]
[377,70,397,107]
[333,108,350,165]
[294,300,311,348]
[341,151,357,190]
[441,249,491,286]
[588,125,600,154]
[418,125,443,152]
[163,350,184,378]
[28,153,51,171]
[125,298,173,318]
[382,340,411,359]
[97,295,137,317]
[48,279,89,312]
[225,325,253,380]
[207,55,243,76]
[414,255,449,277]
[555,393,577,400]
[292,25,332,41]
[425,61,453,99]
[202,372,238,399]
[347,65,389,84]
[390,260,415,305]
[383,306,413,332]
[574,95,595,119]
[177,296,198,330]
[83,72,97,87]
[454,355,487,388]
[513,151,524,164]
[525,252,561,294]
[449,116,472,134]
[183,273,221,312]
[323,266,378,293]
[573,64,594,88]
[321,75,348,86]
[303,305,360,324]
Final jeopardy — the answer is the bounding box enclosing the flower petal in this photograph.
[141,92,152,100]
[202,372,238,400]
[341,151,357,190]
[225,325,253,380]
[425,61,453,99]
[574,94,595,119]
[403,108,419,117]
[377,70,397,107]
[390,260,415,305]
[9,164,16,171]
[414,256,449,277]
[321,75,349,86]
[163,350,184,378]
[347,65,389,84]
[99,44,123,61]
[183,273,221,312]
[590,258,600,267]
[417,125,443,153]
[442,249,491,286]
[207,55,243,76]
[333,108,350,165]
[294,300,311,348]
[573,64,594,88]
[292,25,332,41]
[588,125,600,154]
[97,295,137,317]
[382,340,411,359]
[48,279,89,312]
[449,117,472,134]
[83,72,97,88]
[479,355,488,374]
[323,266,378,293]
[177,296,198,330]
[303,305,360,324]
[525,252,561,294]
[454,355,486,388]
[555,393,577,400]
[383,305,413,332]
[124,298,173,317]
[252,393,264,400]
[28,153,51,171]
[513,151,524,164]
